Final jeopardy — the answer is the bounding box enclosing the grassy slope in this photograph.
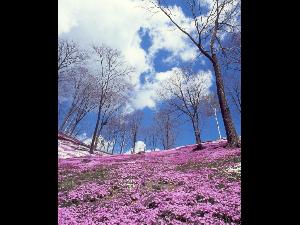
[58,140,241,225]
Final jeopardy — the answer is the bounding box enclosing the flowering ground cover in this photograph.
[58,140,241,224]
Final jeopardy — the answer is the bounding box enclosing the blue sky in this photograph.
[58,0,240,151]
[137,28,240,145]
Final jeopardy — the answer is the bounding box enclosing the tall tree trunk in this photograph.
[112,140,116,154]
[106,141,111,153]
[68,115,83,136]
[64,115,77,135]
[165,132,169,150]
[132,131,137,154]
[162,140,166,150]
[119,133,125,154]
[68,121,78,136]
[90,105,102,154]
[59,110,73,131]
[68,108,90,136]
[191,117,203,149]
[120,142,124,154]
[59,95,80,132]
[93,120,108,153]
[94,122,104,151]
[211,54,240,147]
[166,115,170,149]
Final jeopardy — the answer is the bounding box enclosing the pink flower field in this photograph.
[58,140,241,224]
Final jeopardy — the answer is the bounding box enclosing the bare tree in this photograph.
[221,30,241,115]
[58,39,90,128]
[58,39,83,70]
[146,0,240,147]
[143,124,159,151]
[58,39,87,82]
[101,116,122,154]
[160,67,211,149]
[114,115,130,154]
[58,66,97,133]
[225,74,241,114]
[89,44,134,154]
[92,93,128,152]
[65,86,97,136]
[153,107,178,150]
[127,110,144,154]
[220,31,241,71]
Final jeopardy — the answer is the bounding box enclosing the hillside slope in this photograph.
[58,133,111,159]
[58,140,241,224]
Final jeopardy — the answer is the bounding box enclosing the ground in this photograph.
[58,140,241,225]
[58,133,110,158]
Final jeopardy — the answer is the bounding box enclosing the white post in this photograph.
[214,108,222,140]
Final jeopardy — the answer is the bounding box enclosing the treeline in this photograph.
[58,0,241,153]
[149,0,241,149]
[58,41,137,154]
[57,41,180,154]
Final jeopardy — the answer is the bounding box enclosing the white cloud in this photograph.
[125,140,146,154]
[154,68,214,102]
[129,68,178,110]
[134,141,146,153]
[58,0,209,110]
[58,0,79,35]
[59,0,151,86]
[156,67,180,81]
[128,67,183,110]
[146,5,198,63]
[131,87,157,110]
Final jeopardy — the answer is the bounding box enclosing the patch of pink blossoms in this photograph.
[58,140,241,224]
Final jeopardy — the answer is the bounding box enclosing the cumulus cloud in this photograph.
[134,141,146,153]
[59,0,151,84]
[128,67,213,112]
[58,0,79,35]
[131,87,157,110]
[58,0,207,110]
[124,141,146,154]
[146,5,198,63]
